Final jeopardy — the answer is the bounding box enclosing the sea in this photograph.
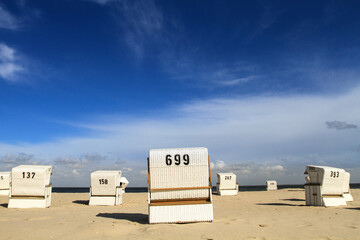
[53,183,360,193]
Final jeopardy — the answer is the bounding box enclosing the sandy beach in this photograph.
[0,189,359,240]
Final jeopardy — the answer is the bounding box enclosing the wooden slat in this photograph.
[150,199,212,206]
[149,186,212,192]
[147,157,151,188]
[151,197,209,203]
[208,155,212,187]
[10,196,45,199]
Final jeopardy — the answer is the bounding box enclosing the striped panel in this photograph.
[149,203,213,224]
[148,148,210,201]
[151,189,209,200]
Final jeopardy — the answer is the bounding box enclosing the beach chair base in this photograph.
[8,185,52,208]
[305,184,346,207]
[149,203,213,224]
[0,189,9,196]
[216,184,238,196]
[89,186,123,206]
[89,195,122,206]
[343,193,353,202]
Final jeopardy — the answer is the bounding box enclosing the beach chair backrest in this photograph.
[0,172,11,190]
[11,165,52,196]
[217,173,236,190]
[91,171,122,196]
[305,165,345,195]
[148,147,211,201]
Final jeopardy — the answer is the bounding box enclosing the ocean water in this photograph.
[52,183,360,193]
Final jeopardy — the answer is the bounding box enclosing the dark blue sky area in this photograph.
[1,0,360,143]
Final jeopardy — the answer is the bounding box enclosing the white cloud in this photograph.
[210,160,226,170]
[1,85,360,186]
[0,43,25,82]
[0,5,19,30]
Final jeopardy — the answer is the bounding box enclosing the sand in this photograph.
[0,189,359,240]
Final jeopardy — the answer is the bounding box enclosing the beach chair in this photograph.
[147,147,213,224]
[343,172,353,202]
[266,180,277,191]
[89,171,123,206]
[304,165,347,207]
[8,165,52,208]
[216,173,238,196]
[0,172,11,196]
[120,177,129,193]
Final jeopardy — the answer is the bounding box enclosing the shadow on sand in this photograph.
[0,203,8,208]
[256,203,304,207]
[72,200,89,205]
[96,213,148,224]
[281,198,305,202]
[345,207,360,211]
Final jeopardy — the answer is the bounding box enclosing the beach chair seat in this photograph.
[8,165,52,208]
[266,180,277,191]
[120,177,129,193]
[304,165,347,207]
[148,147,213,224]
[0,172,11,196]
[342,172,353,202]
[89,171,123,206]
[216,173,238,196]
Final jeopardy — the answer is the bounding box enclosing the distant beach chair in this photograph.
[120,177,129,193]
[343,171,353,202]
[8,165,52,208]
[89,171,123,206]
[0,172,11,196]
[304,165,348,207]
[147,147,213,224]
[216,173,238,196]
[266,180,277,191]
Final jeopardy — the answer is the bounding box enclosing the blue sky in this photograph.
[0,0,360,186]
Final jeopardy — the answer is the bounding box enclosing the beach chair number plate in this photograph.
[330,171,339,178]
[225,176,232,180]
[165,154,190,166]
[99,179,108,185]
[22,172,35,179]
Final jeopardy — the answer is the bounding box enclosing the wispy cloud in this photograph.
[112,0,164,60]
[326,121,358,130]
[0,43,25,82]
[0,5,19,30]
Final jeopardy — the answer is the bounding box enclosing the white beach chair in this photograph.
[8,165,52,208]
[120,177,129,194]
[216,173,238,196]
[89,171,123,206]
[342,172,353,202]
[266,180,277,191]
[304,165,347,207]
[147,147,213,224]
[0,172,11,196]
